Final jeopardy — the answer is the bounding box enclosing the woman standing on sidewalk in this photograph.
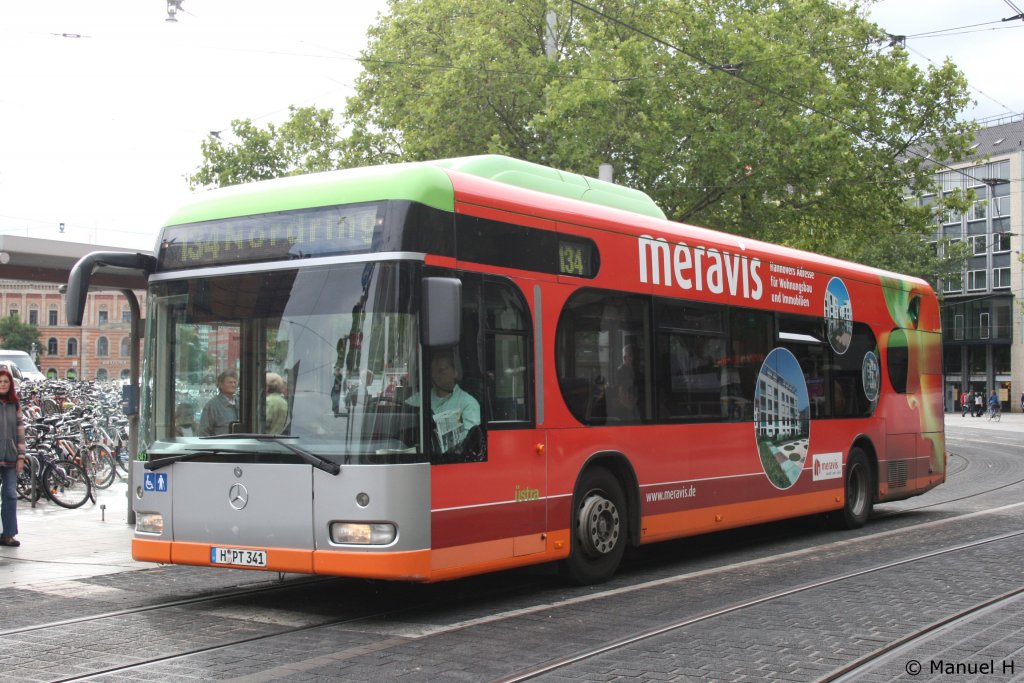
[0,366,26,547]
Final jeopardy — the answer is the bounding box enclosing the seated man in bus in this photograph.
[405,352,481,455]
[197,370,239,436]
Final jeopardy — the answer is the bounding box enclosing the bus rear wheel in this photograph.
[561,467,626,585]
[828,447,873,530]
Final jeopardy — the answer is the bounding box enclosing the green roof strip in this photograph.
[432,155,666,220]
[163,163,457,227]
[163,155,665,227]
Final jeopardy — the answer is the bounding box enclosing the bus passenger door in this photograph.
[483,277,546,555]
[429,273,547,566]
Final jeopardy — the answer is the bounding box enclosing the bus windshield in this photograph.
[140,261,424,465]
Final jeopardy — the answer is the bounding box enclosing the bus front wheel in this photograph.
[829,447,873,530]
[561,467,626,585]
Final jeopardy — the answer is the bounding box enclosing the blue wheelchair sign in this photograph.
[143,472,168,493]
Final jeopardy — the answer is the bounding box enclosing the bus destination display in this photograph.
[159,204,382,270]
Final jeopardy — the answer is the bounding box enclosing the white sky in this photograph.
[0,0,1021,253]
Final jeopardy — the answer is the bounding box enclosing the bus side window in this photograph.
[484,279,532,423]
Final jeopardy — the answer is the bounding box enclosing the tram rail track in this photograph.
[0,574,334,639]
[821,587,1024,682]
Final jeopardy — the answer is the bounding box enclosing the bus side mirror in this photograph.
[421,277,461,347]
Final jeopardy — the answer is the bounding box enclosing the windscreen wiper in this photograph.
[145,449,239,471]
[202,433,342,475]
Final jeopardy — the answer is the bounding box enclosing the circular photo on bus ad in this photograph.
[825,277,853,355]
[755,347,810,490]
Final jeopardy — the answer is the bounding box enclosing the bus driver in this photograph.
[406,352,481,454]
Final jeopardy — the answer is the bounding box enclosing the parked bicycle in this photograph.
[14,379,129,509]
[16,437,92,509]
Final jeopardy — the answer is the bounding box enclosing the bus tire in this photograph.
[829,448,873,530]
[561,467,626,585]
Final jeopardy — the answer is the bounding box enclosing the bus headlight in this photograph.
[330,522,396,545]
[135,512,164,535]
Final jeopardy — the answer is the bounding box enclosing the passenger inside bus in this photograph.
[611,344,644,420]
[174,402,195,437]
[265,372,288,434]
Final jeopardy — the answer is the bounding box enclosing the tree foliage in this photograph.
[0,317,41,355]
[187,106,344,189]
[189,0,978,284]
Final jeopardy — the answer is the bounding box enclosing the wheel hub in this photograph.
[578,493,620,555]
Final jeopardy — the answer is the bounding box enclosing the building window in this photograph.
[942,171,963,193]
[992,195,1010,217]
[968,200,987,221]
[967,270,987,292]
[943,273,963,294]
[97,336,109,357]
[971,235,987,255]
[993,268,1011,289]
[122,308,131,323]
[96,368,108,382]
[992,232,1012,253]
[67,338,78,356]
[98,309,109,325]
[47,338,58,355]
[120,337,130,357]
[29,309,38,325]
[8,308,18,320]
[980,313,990,340]
[954,314,964,341]
[48,308,58,326]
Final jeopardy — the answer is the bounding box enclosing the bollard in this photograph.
[100,504,106,522]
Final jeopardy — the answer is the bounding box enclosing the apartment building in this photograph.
[924,115,1024,411]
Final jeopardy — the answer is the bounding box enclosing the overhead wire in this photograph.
[903,44,1018,116]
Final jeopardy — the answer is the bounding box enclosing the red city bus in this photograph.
[67,155,945,584]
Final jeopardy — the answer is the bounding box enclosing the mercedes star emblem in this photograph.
[228,483,249,510]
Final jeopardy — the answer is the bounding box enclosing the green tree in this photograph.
[0,317,41,354]
[187,106,344,189]
[189,0,977,282]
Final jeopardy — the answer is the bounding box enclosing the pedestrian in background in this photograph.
[0,366,26,547]
[962,390,972,417]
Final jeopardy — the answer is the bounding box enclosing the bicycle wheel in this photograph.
[42,460,91,509]
[113,445,129,476]
[85,445,116,489]
[41,397,61,416]
[16,455,40,503]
